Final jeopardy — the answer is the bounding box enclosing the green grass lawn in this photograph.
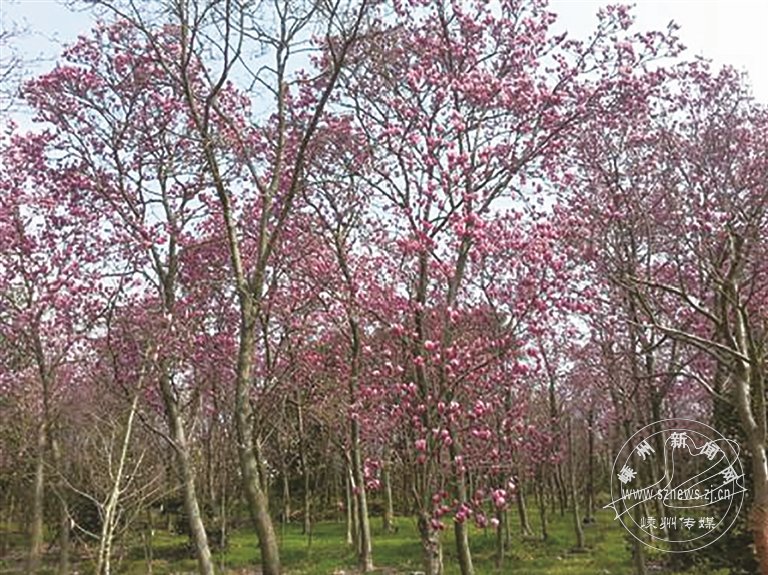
[2,509,728,574]
[124,512,633,574]
[115,508,657,574]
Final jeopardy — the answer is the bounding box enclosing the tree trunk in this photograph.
[632,535,649,575]
[537,475,548,541]
[494,508,505,569]
[751,486,768,575]
[735,371,768,574]
[219,480,228,571]
[26,424,45,574]
[381,454,395,533]
[345,470,354,546]
[549,475,557,515]
[515,480,532,536]
[56,500,70,575]
[239,441,280,575]
[281,470,291,526]
[555,465,567,516]
[159,373,215,575]
[302,469,311,539]
[417,511,443,575]
[46,425,69,575]
[342,307,374,572]
[96,393,140,575]
[453,513,473,575]
[619,417,648,575]
[235,316,280,575]
[143,507,154,575]
[351,435,373,572]
[449,439,473,575]
[567,419,585,550]
[585,411,595,522]
[348,466,360,552]
[297,399,311,539]
[179,446,213,575]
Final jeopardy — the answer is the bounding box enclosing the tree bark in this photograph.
[28,330,50,575]
[537,473,548,541]
[454,517,473,575]
[347,466,360,552]
[585,410,596,522]
[281,470,291,526]
[494,508,505,569]
[56,502,70,575]
[751,485,768,575]
[515,480,533,536]
[234,310,281,575]
[296,398,311,539]
[382,452,395,533]
[50,435,70,575]
[345,469,354,546]
[159,372,215,575]
[567,419,585,550]
[351,425,373,571]
[96,393,140,575]
[26,423,45,575]
[143,507,154,575]
[734,371,768,574]
[346,310,373,572]
[449,437,474,575]
[417,511,443,575]
[555,465,567,516]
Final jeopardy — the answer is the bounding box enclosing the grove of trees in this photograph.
[1,1,766,574]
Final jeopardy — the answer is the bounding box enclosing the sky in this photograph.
[1,0,767,103]
[549,0,768,101]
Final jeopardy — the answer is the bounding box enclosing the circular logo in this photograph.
[606,419,745,553]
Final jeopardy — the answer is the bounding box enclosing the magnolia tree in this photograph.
[18,20,240,574]
[568,63,768,573]
[336,1,681,572]
[0,126,109,574]
[72,1,374,571]
[60,311,166,575]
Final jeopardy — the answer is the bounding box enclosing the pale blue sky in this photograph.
[550,0,767,101]
[2,0,767,102]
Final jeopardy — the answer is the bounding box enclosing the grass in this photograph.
[1,508,730,574]
[112,508,652,574]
